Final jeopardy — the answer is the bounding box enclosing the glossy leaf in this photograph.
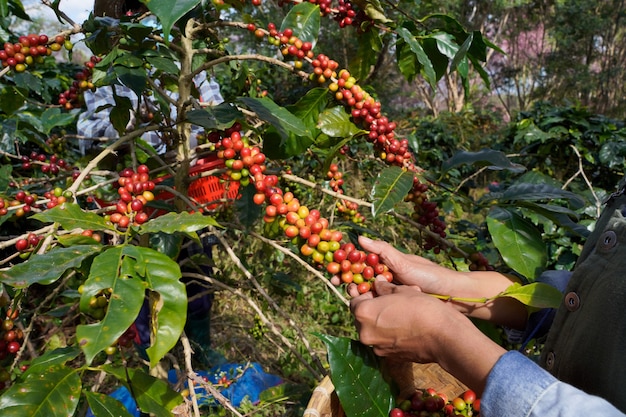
[235,183,263,228]
[396,27,437,89]
[239,97,311,140]
[102,365,183,415]
[493,183,585,208]
[23,347,81,378]
[487,207,547,281]
[317,106,364,138]
[499,282,562,309]
[450,31,473,72]
[317,334,393,417]
[143,0,201,42]
[85,392,134,417]
[280,2,320,45]
[0,245,102,288]
[370,166,414,217]
[77,247,147,364]
[442,149,526,173]
[286,87,328,131]
[33,202,114,231]
[186,103,245,131]
[138,211,221,237]
[0,364,81,417]
[122,246,187,367]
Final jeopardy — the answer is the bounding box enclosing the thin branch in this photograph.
[563,144,602,217]
[214,233,326,377]
[249,231,349,307]
[182,269,324,379]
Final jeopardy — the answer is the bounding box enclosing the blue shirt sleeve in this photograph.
[482,351,625,417]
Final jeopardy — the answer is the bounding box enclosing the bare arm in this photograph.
[355,236,529,329]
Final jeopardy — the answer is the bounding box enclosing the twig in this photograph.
[563,144,602,217]
[216,233,325,375]
[282,172,372,208]
[249,231,349,307]
[180,333,202,417]
[182,271,323,379]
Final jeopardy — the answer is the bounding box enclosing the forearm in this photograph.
[436,313,507,395]
[437,271,528,329]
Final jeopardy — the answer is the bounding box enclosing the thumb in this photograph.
[371,276,397,296]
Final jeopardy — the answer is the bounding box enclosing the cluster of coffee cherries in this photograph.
[104,326,138,355]
[391,388,480,417]
[105,164,156,228]
[14,232,43,254]
[326,163,365,223]
[19,151,72,176]
[79,286,112,321]
[324,242,392,294]
[57,55,101,110]
[277,0,372,31]
[0,308,23,365]
[0,34,63,73]
[404,179,447,252]
[248,24,315,69]
[210,123,267,188]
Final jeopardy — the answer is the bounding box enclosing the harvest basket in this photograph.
[304,361,468,417]
[149,155,240,214]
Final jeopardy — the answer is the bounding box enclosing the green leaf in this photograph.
[0,245,102,288]
[286,87,328,131]
[499,282,563,310]
[317,334,394,417]
[235,183,262,228]
[280,2,320,45]
[122,246,187,367]
[450,31,473,72]
[370,166,414,217]
[186,103,244,131]
[487,207,547,281]
[238,97,311,140]
[143,0,201,43]
[0,364,81,417]
[23,347,81,378]
[102,365,183,415]
[33,202,114,231]
[317,106,365,138]
[85,392,134,417]
[442,149,526,173]
[39,107,77,134]
[488,183,585,208]
[138,211,221,237]
[77,247,147,364]
[396,27,437,90]
[110,93,133,136]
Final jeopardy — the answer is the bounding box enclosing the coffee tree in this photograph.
[0,0,577,415]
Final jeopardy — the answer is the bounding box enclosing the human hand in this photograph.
[350,276,507,394]
[349,276,473,364]
[356,236,460,295]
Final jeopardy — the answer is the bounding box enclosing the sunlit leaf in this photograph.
[370,166,414,217]
[33,203,114,231]
[0,245,102,288]
[0,364,81,417]
[280,2,320,45]
[397,27,437,89]
[85,392,134,417]
[317,334,393,417]
[143,0,201,42]
[102,365,183,415]
[487,207,547,281]
[499,282,563,309]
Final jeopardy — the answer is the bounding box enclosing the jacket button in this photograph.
[598,230,617,252]
[564,291,580,311]
[545,351,555,370]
